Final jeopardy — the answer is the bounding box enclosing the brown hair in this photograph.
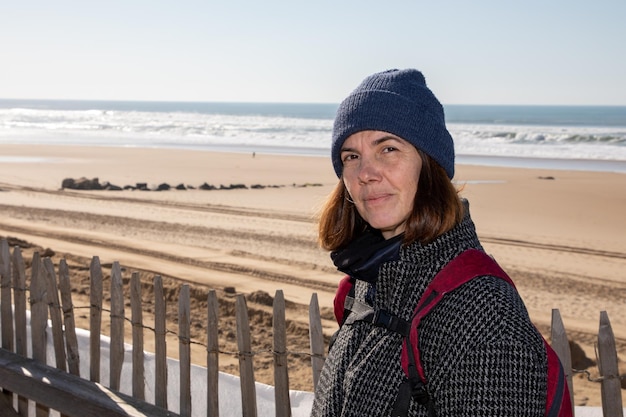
[317,150,464,251]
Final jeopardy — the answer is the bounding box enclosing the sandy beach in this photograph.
[0,143,625,406]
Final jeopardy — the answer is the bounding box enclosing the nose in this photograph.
[357,155,382,184]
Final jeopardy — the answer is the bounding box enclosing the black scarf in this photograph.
[330,229,403,283]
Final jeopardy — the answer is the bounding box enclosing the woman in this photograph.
[311,69,561,416]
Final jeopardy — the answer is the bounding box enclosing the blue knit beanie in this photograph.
[331,69,455,179]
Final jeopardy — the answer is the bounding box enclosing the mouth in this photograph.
[363,193,391,204]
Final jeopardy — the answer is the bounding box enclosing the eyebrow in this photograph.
[340,135,402,153]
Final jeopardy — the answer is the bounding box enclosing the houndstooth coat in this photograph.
[311,209,547,417]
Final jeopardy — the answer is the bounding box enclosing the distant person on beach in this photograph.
[311,69,571,416]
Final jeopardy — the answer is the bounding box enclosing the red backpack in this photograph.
[333,249,573,417]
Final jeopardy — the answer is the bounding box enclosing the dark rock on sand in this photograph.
[62,177,103,190]
[248,290,274,306]
[219,183,247,190]
[103,182,123,191]
[199,183,217,190]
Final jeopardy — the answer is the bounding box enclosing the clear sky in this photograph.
[2,0,625,105]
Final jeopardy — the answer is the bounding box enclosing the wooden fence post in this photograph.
[236,294,257,417]
[154,275,168,409]
[0,239,13,353]
[0,239,15,413]
[550,309,574,416]
[30,252,49,417]
[30,253,47,361]
[273,290,291,417]
[43,258,71,417]
[58,259,80,376]
[43,257,67,372]
[207,290,219,417]
[130,271,145,401]
[11,246,27,358]
[597,311,623,417]
[308,293,324,391]
[11,246,29,416]
[179,284,192,417]
[89,256,103,383]
[109,261,124,391]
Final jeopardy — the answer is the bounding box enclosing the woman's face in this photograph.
[340,130,422,239]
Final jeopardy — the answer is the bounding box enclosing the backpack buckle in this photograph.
[411,380,430,405]
[373,310,410,337]
[374,309,393,328]
[347,307,410,336]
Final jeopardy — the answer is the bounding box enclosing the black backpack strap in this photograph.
[341,298,420,417]
[331,285,411,351]
[391,379,413,417]
[343,297,411,337]
[392,337,436,417]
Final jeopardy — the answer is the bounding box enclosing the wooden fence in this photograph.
[0,237,623,416]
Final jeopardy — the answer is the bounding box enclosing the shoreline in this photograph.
[456,154,626,173]
[0,142,625,174]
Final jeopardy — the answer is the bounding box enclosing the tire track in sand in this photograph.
[0,204,338,294]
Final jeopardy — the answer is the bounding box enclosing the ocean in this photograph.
[1,99,625,173]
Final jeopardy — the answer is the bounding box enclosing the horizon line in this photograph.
[1,97,626,108]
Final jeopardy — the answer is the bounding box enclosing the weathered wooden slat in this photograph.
[44,259,72,417]
[308,293,324,391]
[206,290,219,417]
[597,311,623,417]
[178,285,191,417]
[11,246,27,357]
[0,348,180,417]
[30,253,47,363]
[11,246,29,416]
[0,239,14,352]
[44,259,70,417]
[110,261,125,391]
[59,259,80,376]
[29,252,49,417]
[0,239,16,415]
[154,275,168,409]
[43,257,67,372]
[130,271,145,401]
[236,294,257,417]
[273,290,291,417]
[89,256,104,383]
[550,309,574,416]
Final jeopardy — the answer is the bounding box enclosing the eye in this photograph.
[341,153,359,163]
[382,145,397,153]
